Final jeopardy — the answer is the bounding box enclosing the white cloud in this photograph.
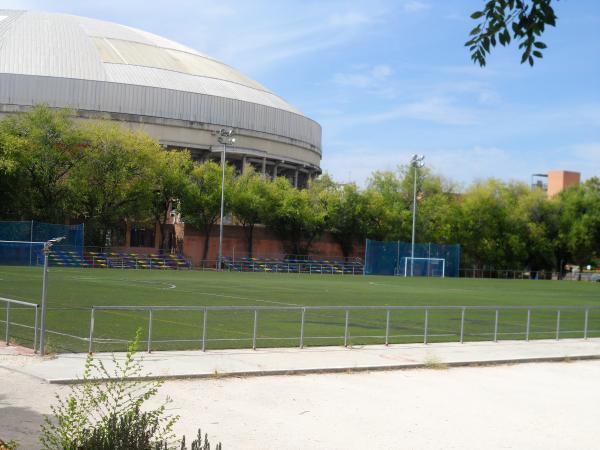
[402,1,430,13]
[572,142,600,159]
[323,96,477,128]
[322,145,530,188]
[328,11,373,27]
[322,142,600,188]
[333,64,393,88]
[191,4,386,73]
[554,143,600,180]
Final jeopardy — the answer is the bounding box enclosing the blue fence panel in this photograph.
[0,221,84,266]
[364,240,460,277]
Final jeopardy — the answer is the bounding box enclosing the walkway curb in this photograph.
[3,338,600,385]
[44,353,600,384]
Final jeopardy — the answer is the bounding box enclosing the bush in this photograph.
[76,407,169,450]
[40,329,178,449]
[0,439,19,450]
[40,329,222,450]
[180,429,221,450]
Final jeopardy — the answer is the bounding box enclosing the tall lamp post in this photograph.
[39,236,65,356]
[410,154,425,277]
[216,128,235,271]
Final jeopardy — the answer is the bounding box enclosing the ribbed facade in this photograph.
[0,9,322,172]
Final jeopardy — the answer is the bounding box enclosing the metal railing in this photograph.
[87,304,600,353]
[222,260,364,275]
[0,297,39,352]
[227,252,364,264]
[459,268,556,280]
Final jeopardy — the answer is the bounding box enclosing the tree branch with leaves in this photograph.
[466,0,557,66]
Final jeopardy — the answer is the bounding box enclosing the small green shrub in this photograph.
[40,329,222,450]
[40,329,178,450]
[180,429,222,450]
[76,407,169,450]
[0,439,20,450]
[423,356,448,370]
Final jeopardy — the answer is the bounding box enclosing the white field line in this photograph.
[68,274,303,306]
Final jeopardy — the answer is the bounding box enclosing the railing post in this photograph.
[424,309,429,344]
[33,305,39,353]
[460,307,465,343]
[494,309,499,342]
[252,310,258,350]
[344,310,349,347]
[147,309,153,353]
[584,309,589,340]
[385,310,390,346]
[556,310,561,341]
[526,309,531,341]
[299,308,305,348]
[5,301,10,345]
[88,308,95,354]
[202,308,208,352]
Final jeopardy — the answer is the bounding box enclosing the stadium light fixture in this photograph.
[410,154,425,277]
[39,236,65,356]
[216,129,235,272]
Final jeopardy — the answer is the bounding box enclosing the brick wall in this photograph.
[183,224,364,264]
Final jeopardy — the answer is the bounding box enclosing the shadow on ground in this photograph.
[0,393,46,449]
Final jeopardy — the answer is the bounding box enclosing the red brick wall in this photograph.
[183,224,365,265]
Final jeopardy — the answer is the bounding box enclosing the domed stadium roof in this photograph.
[0,10,321,155]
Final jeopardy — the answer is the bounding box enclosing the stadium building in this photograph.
[0,9,322,187]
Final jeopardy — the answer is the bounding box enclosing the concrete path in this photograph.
[1,338,600,383]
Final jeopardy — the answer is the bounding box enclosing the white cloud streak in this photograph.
[333,64,393,88]
[402,1,430,13]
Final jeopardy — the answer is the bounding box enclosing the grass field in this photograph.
[1,266,599,353]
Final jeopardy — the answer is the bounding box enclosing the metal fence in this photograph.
[460,268,556,280]
[87,304,600,353]
[0,297,39,351]
[227,252,364,263]
[223,261,364,275]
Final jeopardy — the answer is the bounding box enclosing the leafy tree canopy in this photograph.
[466,0,558,66]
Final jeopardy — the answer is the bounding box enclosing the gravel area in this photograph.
[2,360,600,449]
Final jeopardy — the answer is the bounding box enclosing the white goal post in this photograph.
[398,257,446,278]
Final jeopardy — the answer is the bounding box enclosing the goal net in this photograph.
[398,257,445,277]
[0,240,45,266]
[0,221,84,266]
[363,240,459,277]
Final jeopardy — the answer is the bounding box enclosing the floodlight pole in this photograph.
[410,155,424,277]
[216,129,235,272]
[39,236,65,356]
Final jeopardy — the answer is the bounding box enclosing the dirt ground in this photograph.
[2,360,600,449]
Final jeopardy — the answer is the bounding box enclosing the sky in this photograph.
[4,0,600,187]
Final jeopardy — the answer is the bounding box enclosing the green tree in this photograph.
[397,165,459,244]
[366,170,412,241]
[150,149,193,251]
[0,106,84,221]
[70,123,158,246]
[513,188,559,271]
[362,188,395,241]
[230,166,270,258]
[180,160,235,262]
[262,177,327,255]
[556,178,600,267]
[455,179,530,269]
[466,0,558,66]
[325,181,369,257]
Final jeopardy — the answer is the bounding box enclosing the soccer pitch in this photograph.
[1,266,599,353]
